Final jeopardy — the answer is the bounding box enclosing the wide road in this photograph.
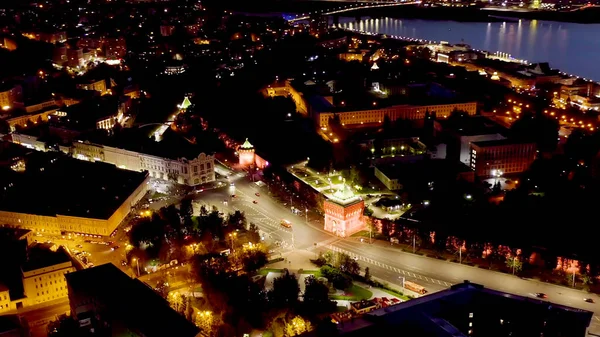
[210,170,600,334]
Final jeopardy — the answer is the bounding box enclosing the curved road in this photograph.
[220,172,600,333]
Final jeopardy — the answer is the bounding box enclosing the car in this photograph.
[111,245,120,251]
[76,244,83,248]
[231,194,236,198]
[253,200,258,204]
[255,192,260,197]
[535,293,547,299]
[585,298,595,303]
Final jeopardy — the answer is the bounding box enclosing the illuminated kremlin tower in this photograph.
[238,138,256,167]
[323,183,365,237]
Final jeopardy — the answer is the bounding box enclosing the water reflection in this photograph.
[335,17,600,80]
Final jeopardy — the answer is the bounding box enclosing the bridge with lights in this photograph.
[287,1,420,22]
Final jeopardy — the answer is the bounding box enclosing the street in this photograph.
[215,172,600,334]
[12,171,600,336]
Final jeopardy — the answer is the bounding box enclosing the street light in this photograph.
[229,232,237,250]
[133,258,140,277]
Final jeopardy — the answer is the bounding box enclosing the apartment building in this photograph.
[470,139,537,178]
[21,246,75,306]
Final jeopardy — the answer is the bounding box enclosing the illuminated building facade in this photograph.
[21,246,75,306]
[470,139,537,178]
[316,101,478,130]
[0,83,23,111]
[238,139,256,167]
[238,139,268,169]
[324,184,365,237]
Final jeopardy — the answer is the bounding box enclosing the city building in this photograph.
[0,147,149,236]
[21,244,75,306]
[66,264,201,337]
[102,37,127,60]
[309,281,593,337]
[69,137,215,186]
[314,99,478,130]
[75,78,107,95]
[0,83,23,111]
[0,284,10,313]
[434,116,508,166]
[323,184,365,237]
[469,139,537,178]
[375,160,475,191]
[22,30,67,44]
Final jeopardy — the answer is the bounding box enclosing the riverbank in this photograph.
[214,0,600,24]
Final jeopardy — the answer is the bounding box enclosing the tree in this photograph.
[237,246,268,272]
[348,166,360,186]
[270,270,300,307]
[339,253,360,276]
[506,256,522,275]
[180,198,194,227]
[302,276,335,314]
[284,316,312,337]
[248,223,261,243]
[227,210,247,230]
[319,265,352,290]
[364,267,371,282]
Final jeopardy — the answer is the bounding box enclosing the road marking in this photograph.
[328,245,454,288]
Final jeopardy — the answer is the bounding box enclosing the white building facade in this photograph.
[69,140,215,186]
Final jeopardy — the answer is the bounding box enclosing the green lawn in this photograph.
[298,270,322,277]
[330,285,373,301]
[379,288,411,301]
[257,268,283,276]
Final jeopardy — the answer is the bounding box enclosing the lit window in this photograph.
[469,313,473,318]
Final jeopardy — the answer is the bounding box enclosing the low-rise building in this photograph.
[0,147,149,236]
[375,160,475,191]
[21,245,75,306]
[315,99,477,130]
[75,78,107,95]
[0,284,10,313]
[0,83,23,111]
[66,264,201,337]
[469,139,537,178]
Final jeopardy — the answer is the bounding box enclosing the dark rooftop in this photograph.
[0,226,31,242]
[376,159,471,181]
[21,244,71,273]
[0,144,148,219]
[305,281,592,337]
[472,138,536,148]
[0,315,22,334]
[437,115,508,137]
[78,128,211,161]
[66,264,200,337]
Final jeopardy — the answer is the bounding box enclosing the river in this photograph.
[335,17,600,81]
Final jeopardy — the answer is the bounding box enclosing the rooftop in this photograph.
[437,116,508,137]
[21,244,71,273]
[307,281,593,337]
[328,183,361,206]
[0,144,148,219]
[78,128,212,161]
[66,264,200,337]
[240,138,254,150]
[376,159,471,181]
[0,226,31,242]
[472,138,536,148]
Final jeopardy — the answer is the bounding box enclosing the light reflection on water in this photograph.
[336,17,600,81]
